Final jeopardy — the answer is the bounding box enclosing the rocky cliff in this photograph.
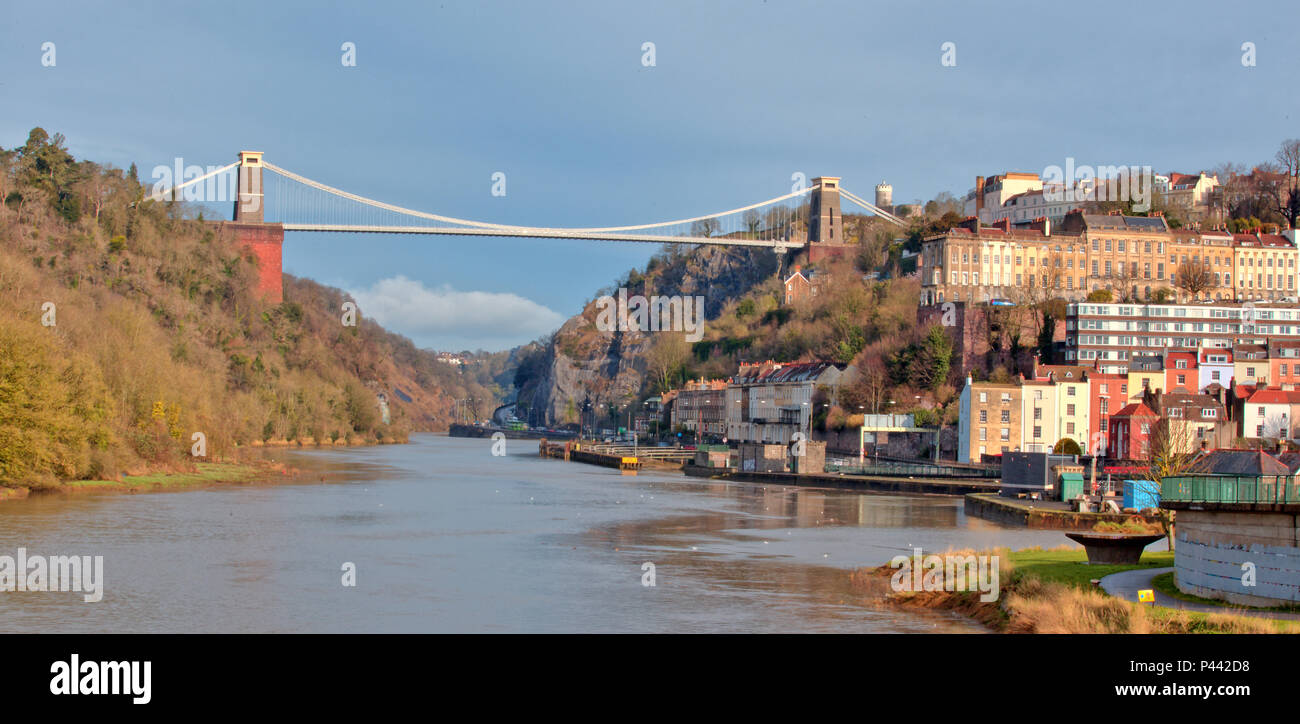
[515,244,781,425]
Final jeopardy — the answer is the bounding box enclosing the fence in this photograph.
[825,459,1001,479]
[1161,474,1300,504]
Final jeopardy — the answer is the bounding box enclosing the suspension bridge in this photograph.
[153,151,905,302]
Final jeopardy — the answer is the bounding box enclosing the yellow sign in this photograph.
[621,457,638,464]
[1137,589,1155,603]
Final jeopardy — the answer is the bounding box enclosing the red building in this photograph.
[1164,350,1198,393]
[1108,402,1158,461]
[1269,339,1300,389]
[1090,371,1129,455]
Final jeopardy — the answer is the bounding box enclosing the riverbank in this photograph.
[852,547,1300,634]
[0,434,414,501]
[0,459,312,501]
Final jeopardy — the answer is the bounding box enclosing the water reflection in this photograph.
[0,435,1081,633]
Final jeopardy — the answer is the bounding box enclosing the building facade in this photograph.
[1065,301,1300,371]
[671,378,729,439]
[957,378,1024,462]
[725,361,847,444]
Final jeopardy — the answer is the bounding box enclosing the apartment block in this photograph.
[1065,301,1300,372]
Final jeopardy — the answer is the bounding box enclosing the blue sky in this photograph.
[3,1,1297,350]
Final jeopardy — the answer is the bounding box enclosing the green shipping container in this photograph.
[1059,473,1085,501]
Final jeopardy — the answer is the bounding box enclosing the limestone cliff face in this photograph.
[516,245,780,425]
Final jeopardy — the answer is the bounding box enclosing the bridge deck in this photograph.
[280,223,806,249]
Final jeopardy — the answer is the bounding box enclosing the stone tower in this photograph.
[222,150,284,303]
[875,181,893,209]
[807,177,843,245]
[234,151,264,222]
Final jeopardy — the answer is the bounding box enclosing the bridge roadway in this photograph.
[280,223,807,249]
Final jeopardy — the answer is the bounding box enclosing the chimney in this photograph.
[975,176,985,217]
[993,217,1011,232]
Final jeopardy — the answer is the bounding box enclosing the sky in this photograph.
[3,1,1297,351]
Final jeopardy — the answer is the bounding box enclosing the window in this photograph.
[1033,426,1042,439]
[1000,410,1010,423]
[979,392,987,403]
[1202,409,1217,418]
[979,428,987,441]
[1034,408,1042,420]
[1066,404,1076,416]
[1066,422,1075,434]
[979,410,987,423]
[1000,428,1010,441]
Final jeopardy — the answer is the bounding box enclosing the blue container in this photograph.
[1123,480,1161,509]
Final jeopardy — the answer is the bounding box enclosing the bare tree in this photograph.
[646,333,689,394]
[843,357,890,414]
[1276,139,1300,182]
[1137,416,1199,549]
[1010,251,1066,340]
[1111,260,1144,302]
[690,217,721,239]
[1264,142,1300,228]
[1173,260,1216,301]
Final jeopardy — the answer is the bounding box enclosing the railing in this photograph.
[825,460,1001,478]
[583,443,694,460]
[1161,474,1300,504]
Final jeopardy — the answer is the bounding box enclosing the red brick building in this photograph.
[1108,402,1158,461]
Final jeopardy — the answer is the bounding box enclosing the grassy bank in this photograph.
[6,460,302,498]
[853,546,1300,634]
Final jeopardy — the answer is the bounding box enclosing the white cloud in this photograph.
[349,276,565,352]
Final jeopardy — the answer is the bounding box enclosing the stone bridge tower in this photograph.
[222,151,284,303]
[807,176,845,262]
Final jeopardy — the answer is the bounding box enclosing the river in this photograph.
[0,434,1085,633]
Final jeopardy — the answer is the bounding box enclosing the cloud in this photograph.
[349,276,565,352]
